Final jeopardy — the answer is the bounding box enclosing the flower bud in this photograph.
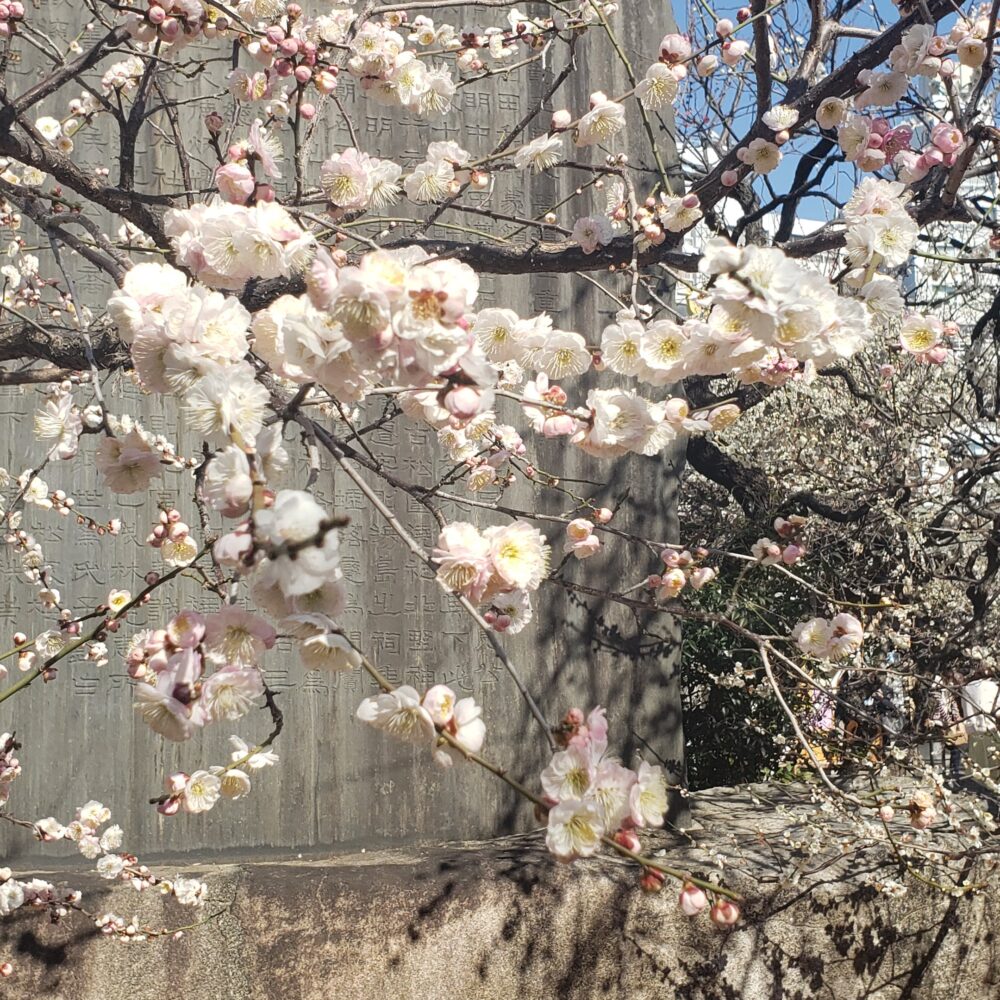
[679,883,708,915]
[640,869,665,893]
[710,900,741,926]
[696,54,719,76]
[613,829,641,853]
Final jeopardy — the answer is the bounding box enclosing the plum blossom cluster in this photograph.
[751,515,809,568]
[564,518,602,560]
[164,201,314,293]
[601,240,873,390]
[25,799,209,919]
[0,869,79,928]
[0,2,24,39]
[432,519,549,625]
[647,548,717,601]
[130,609,269,742]
[155,735,279,816]
[792,613,865,662]
[256,245,495,418]
[433,417,528,494]
[357,683,486,767]
[213,489,348,627]
[140,511,195,570]
[108,260,271,453]
[121,0,227,49]
[945,4,1000,68]
[542,707,668,862]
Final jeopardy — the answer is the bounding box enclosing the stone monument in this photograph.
[0,0,687,858]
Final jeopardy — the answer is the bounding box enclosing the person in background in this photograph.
[925,666,968,788]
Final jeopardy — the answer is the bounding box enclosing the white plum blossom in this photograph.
[545,798,604,861]
[572,215,614,255]
[576,100,626,146]
[356,685,436,746]
[514,135,564,172]
[636,64,679,110]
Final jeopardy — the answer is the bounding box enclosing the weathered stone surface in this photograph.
[2,784,998,999]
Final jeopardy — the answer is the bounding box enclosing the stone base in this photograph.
[2,785,998,999]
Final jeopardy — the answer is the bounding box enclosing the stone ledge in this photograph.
[2,784,998,999]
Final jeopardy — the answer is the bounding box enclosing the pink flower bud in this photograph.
[294,65,312,84]
[595,507,613,524]
[443,385,483,419]
[661,548,681,567]
[922,146,944,167]
[716,18,734,36]
[781,544,803,565]
[495,614,512,631]
[737,6,751,20]
[157,798,181,816]
[614,829,642,853]
[721,39,749,66]
[679,883,708,915]
[640,870,665,893]
[710,900,741,926]
[647,574,663,588]
[299,102,316,119]
[659,32,692,64]
[721,169,740,187]
[167,522,189,542]
[160,17,181,41]
[879,805,894,822]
